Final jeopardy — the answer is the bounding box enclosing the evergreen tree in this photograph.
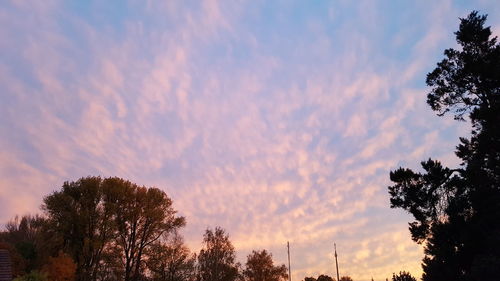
[388,11,500,281]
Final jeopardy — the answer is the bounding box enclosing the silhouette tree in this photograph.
[242,249,287,281]
[103,177,186,281]
[339,276,352,281]
[43,177,114,281]
[304,274,334,281]
[391,271,416,281]
[1,215,45,273]
[388,11,500,281]
[316,275,334,281]
[146,233,196,281]
[197,227,239,281]
[42,176,185,281]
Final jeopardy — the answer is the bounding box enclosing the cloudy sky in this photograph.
[1,1,500,280]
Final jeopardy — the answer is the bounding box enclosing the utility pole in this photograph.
[287,241,292,281]
[334,243,340,281]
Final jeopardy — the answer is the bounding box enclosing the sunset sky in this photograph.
[1,1,500,280]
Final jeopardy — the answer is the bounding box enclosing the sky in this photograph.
[1,1,500,280]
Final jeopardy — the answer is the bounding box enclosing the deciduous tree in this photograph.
[43,177,113,281]
[304,275,334,281]
[197,227,239,281]
[146,234,196,281]
[103,177,185,281]
[42,251,76,281]
[242,250,287,281]
[1,215,45,272]
[316,275,334,281]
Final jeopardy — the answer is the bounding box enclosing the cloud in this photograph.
[2,1,499,280]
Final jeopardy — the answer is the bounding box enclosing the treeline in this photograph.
[0,178,417,281]
[0,177,289,281]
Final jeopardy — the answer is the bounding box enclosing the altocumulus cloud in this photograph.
[1,1,500,280]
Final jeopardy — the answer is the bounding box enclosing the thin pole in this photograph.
[334,243,340,281]
[287,241,292,281]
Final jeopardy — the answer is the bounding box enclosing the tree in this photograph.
[316,275,334,281]
[242,250,287,281]
[388,11,500,281]
[197,227,239,281]
[43,177,114,281]
[339,276,352,281]
[146,234,196,281]
[305,275,334,281]
[103,177,186,281]
[391,271,416,281]
[42,176,185,281]
[1,215,45,273]
[42,251,76,281]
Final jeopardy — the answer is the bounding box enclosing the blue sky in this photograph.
[1,1,500,280]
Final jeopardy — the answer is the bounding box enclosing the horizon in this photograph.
[1,1,500,281]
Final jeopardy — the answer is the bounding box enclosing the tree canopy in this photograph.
[391,271,416,281]
[197,227,239,281]
[242,250,287,281]
[388,11,500,281]
[40,176,185,281]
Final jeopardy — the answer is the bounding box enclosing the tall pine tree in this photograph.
[388,11,500,281]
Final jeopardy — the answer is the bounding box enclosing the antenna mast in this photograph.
[287,241,292,281]
[334,243,340,281]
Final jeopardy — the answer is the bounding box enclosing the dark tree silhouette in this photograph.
[304,274,334,281]
[42,176,185,281]
[43,177,112,281]
[391,271,416,281]
[197,227,239,281]
[103,177,186,281]
[388,11,500,281]
[146,234,196,281]
[1,215,45,273]
[242,250,287,281]
[316,275,334,281]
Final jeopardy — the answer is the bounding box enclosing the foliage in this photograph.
[146,234,196,281]
[316,275,334,281]
[197,227,240,281]
[1,215,46,273]
[43,177,112,281]
[339,276,352,281]
[42,251,76,281]
[391,271,416,281]
[13,270,48,281]
[388,11,500,281]
[305,275,334,281]
[242,249,287,281]
[103,177,186,281]
[41,176,185,281]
